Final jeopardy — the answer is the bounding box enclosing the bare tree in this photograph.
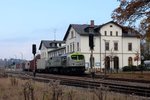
[112,0,150,39]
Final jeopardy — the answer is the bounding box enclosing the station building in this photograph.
[39,21,141,71]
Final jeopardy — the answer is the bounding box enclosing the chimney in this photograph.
[90,20,94,27]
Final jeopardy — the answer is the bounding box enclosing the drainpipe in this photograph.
[99,33,101,72]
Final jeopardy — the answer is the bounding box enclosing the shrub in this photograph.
[122,64,150,72]
[122,65,137,72]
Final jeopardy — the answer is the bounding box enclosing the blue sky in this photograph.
[0,0,119,60]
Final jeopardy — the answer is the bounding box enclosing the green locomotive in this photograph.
[45,52,85,74]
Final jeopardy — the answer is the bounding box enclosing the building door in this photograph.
[114,56,119,72]
[128,57,133,66]
[105,56,110,71]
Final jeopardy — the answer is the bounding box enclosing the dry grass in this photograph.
[0,76,149,100]
[0,77,23,100]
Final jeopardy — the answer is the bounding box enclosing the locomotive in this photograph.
[35,52,86,74]
[45,52,85,74]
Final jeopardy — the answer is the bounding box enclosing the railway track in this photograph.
[6,71,150,97]
[93,74,150,84]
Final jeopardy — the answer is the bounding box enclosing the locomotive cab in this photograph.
[66,52,85,73]
[69,54,85,66]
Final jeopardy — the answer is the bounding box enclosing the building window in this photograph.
[105,42,109,51]
[67,45,69,53]
[73,43,74,52]
[104,31,107,36]
[70,44,72,52]
[116,31,118,36]
[110,31,112,36]
[128,43,132,51]
[49,43,52,47]
[77,42,79,51]
[55,43,57,47]
[110,25,113,27]
[59,43,61,47]
[114,42,118,51]
[71,31,74,38]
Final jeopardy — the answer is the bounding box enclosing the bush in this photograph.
[137,65,145,71]
[122,65,138,72]
[122,66,130,72]
[122,64,150,72]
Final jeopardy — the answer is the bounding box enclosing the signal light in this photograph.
[89,34,94,50]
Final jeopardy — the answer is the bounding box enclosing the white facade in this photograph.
[99,23,141,70]
[65,27,81,53]
[48,46,66,58]
[64,21,141,71]
[39,40,65,60]
[40,43,53,59]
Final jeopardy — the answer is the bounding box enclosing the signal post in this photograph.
[32,44,36,77]
[88,20,95,79]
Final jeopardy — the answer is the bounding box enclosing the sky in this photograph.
[0,0,119,60]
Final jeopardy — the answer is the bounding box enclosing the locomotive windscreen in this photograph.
[71,55,84,60]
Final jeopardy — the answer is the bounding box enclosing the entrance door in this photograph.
[105,56,110,71]
[114,56,119,72]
